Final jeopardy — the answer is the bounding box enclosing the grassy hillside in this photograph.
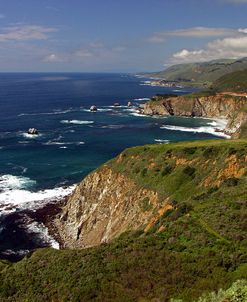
[145,57,247,87]
[0,140,247,302]
[212,69,247,92]
[239,120,247,139]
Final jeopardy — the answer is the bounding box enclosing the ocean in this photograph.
[0,73,227,260]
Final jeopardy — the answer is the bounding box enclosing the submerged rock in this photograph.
[127,101,132,107]
[113,102,120,107]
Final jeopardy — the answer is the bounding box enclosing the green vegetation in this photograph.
[239,120,247,139]
[0,140,246,301]
[213,69,247,92]
[184,90,216,98]
[192,279,247,302]
[144,57,247,88]
[154,93,178,98]
[148,94,178,104]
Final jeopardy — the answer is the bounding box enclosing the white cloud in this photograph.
[171,34,247,63]
[173,49,205,60]
[238,28,247,33]
[148,27,242,43]
[0,25,58,43]
[43,53,67,63]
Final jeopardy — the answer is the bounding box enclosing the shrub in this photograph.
[223,177,239,187]
[183,166,196,177]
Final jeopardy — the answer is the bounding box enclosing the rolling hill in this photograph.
[144,57,247,87]
[212,69,247,93]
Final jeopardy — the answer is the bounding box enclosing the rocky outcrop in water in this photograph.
[27,128,38,135]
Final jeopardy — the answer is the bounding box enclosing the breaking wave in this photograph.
[60,120,94,125]
[133,98,150,101]
[155,139,170,144]
[18,108,75,117]
[0,174,75,215]
[160,125,230,138]
[20,132,43,139]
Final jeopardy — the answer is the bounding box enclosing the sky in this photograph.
[0,0,247,72]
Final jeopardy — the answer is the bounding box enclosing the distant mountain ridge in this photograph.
[145,57,247,86]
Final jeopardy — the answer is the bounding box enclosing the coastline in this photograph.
[27,197,68,249]
[137,94,247,139]
[0,198,67,262]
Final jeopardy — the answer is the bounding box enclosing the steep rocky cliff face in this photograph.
[55,166,171,248]
[55,140,247,249]
[141,94,247,136]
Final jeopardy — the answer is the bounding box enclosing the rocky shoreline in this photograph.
[0,198,68,262]
[138,94,247,138]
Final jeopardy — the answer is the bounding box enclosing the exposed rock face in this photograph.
[140,95,247,136]
[55,166,171,248]
[90,105,97,112]
[27,128,38,135]
[55,139,247,250]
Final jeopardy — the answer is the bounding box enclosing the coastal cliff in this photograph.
[55,165,172,248]
[1,139,247,301]
[55,140,247,249]
[140,94,247,136]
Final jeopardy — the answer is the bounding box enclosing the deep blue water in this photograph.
[0,72,221,190]
[0,73,225,260]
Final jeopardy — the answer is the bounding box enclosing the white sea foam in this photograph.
[18,108,75,117]
[82,108,112,112]
[43,140,85,146]
[133,98,150,101]
[130,112,150,117]
[18,140,31,144]
[155,139,170,144]
[26,221,60,249]
[172,89,187,93]
[61,120,94,125]
[43,142,66,145]
[0,175,36,191]
[20,133,43,139]
[100,124,125,129]
[0,175,75,254]
[2,249,30,257]
[160,125,230,138]
[123,108,137,112]
[0,184,75,215]
[108,105,128,109]
[43,141,72,146]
